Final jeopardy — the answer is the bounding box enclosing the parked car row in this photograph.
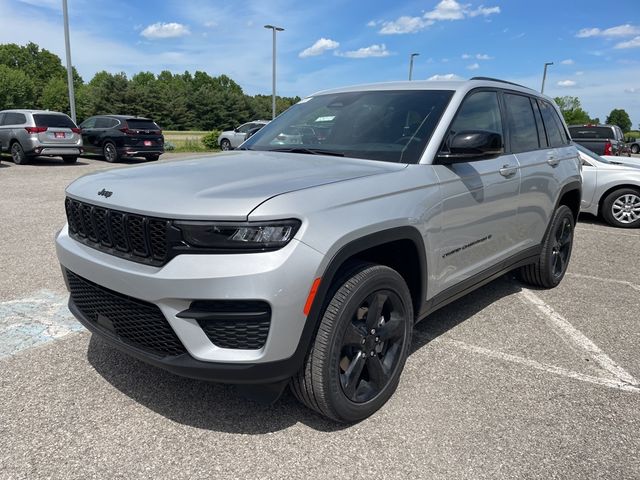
[0,109,165,165]
[568,123,630,157]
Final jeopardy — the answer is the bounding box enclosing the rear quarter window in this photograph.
[504,93,539,153]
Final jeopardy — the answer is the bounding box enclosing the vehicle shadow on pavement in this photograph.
[87,274,523,434]
[80,155,153,165]
[25,157,90,167]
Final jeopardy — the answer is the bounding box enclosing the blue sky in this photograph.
[2,0,640,127]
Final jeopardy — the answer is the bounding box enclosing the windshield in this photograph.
[569,126,614,139]
[242,89,454,164]
[575,143,612,164]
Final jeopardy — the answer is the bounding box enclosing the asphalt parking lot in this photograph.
[1,153,639,479]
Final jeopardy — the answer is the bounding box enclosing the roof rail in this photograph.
[470,77,534,90]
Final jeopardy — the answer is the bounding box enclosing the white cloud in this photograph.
[576,24,640,38]
[557,80,577,87]
[467,62,480,70]
[560,59,574,65]
[467,5,501,17]
[615,36,640,49]
[337,44,391,58]
[427,73,463,81]
[461,53,472,59]
[366,20,377,27]
[379,16,432,34]
[575,71,584,76]
[379,0,499,34]
[475,53,493,60]
[141,22,190,39]
[625,87,640,93]
[299,38,340,58]
[425,0,466,20]
[204,21,217,28]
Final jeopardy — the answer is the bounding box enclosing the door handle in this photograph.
[547,156,560,167]
[499,165,518,177]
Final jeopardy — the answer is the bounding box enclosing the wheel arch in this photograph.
[556,181,582,222]
[597,183,640,216]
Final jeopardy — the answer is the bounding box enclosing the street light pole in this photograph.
[541,62,554,94]
[264,24,284,120]
[62,0,76,123]
[408,53,420,81]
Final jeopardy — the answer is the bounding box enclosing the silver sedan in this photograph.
[578,144,640,228]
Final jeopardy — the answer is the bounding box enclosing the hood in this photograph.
[600,155,640,170]
[66,151,405,220]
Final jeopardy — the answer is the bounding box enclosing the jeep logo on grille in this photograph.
[97,188,113,198]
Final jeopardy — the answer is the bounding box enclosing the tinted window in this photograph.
[80,117,96,128]
[568,126,614,140]
[33,114,76,128]
[5,113,27,125]
[539,101,566,147]
[237,123,253,133]
[531,99,547,148]
[504,93,539,153]
[126,119,159,130]
[107,118,120,128]
[0,113,5,126]
[450,91,502,135]
[94,117,112,128]
[244,89,454,164]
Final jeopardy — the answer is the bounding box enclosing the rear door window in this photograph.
[80,117,96,128]
[94,117,112,129]
[33,114,76,128]
[6,113,27,125]
[504,93,539,153]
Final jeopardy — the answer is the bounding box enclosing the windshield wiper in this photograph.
[268,147,344,157]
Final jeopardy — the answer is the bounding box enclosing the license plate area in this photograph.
[55,132,65,139]
[144,140,153,146]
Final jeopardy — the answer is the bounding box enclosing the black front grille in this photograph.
[66,270,186,357]
[65,198,170,266]
[185,300,271,350]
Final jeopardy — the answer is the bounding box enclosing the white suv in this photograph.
[56,78,581,422]
[217,120,269,150]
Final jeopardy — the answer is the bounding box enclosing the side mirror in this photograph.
[234,128,240,133]
[437,130,504,163]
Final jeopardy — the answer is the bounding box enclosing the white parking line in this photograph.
[446,339,640,393]
[576,226,640,238]
[566,273,640,292]
[519,288,639,386]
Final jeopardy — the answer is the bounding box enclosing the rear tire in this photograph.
[62,156,78,164]
[631,144,639,155]
[291,263,413,423]
[103,141,119,163]
[11,142,27,165]
[518,205,575,288]
[601,188,640,228]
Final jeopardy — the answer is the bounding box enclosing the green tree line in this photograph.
[0,42,300,130]
[553,96,633,133]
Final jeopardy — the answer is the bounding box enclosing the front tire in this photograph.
[291,264,413,423]
[518,205,575,288]
[103,141,119,163]
[601,188,640,228]
[11,142,27,165]
[220,138,231,151]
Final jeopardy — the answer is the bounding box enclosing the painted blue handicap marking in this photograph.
[0,290,85,358]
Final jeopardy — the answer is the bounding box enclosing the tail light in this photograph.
[604,141,612,156]
[120,128,134,135]
[71,128,81,134]
[25,127,47,134]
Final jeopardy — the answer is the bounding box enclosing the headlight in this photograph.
[175,220,301,251]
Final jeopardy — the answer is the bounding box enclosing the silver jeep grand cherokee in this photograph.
[56,78,581,422]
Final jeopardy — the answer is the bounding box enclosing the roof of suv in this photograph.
[0,109,70,115]
[310,78,541,99]
[93,115,155,121]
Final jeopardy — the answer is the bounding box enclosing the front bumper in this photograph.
[56,225,324,382]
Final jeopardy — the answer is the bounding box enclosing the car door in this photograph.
[0,113,6,151]
[80,117,97,152]
[517,98,578,245]
[431,89,521,294]
[231,123,252,147]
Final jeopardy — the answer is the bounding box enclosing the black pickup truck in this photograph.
[568,124,629,156]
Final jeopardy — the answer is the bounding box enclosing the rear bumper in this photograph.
[118,145,164,157]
